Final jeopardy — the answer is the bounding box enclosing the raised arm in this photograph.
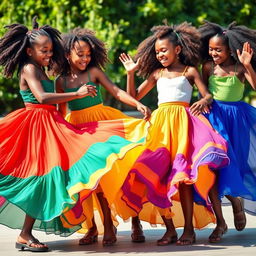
[237,42,256,90]
[119,53,156,101]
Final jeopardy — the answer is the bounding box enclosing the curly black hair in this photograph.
[0,16,64,78]
[199,21,256,69]
[135,22,201,77]
[61,28,109,75]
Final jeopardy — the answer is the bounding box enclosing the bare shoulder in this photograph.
[22,63,38,75]
[21,63,44,80]
[151,68,162,81]
[89,66,102,76]
[186,66,200,77]
[202,61,212,74]
[88,66,105,82]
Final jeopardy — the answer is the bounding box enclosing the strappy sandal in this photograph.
[233,198,246,231]
[16,238,49,252]
[209,224,228,243]
[157,235,177,246]
[176,232,196,246]
[79,231,98,245]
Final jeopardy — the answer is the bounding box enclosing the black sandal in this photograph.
[16,238,49,252]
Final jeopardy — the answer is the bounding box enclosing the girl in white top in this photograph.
[119,22,229,245]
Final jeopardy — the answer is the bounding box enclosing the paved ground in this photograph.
[0,206,255,256]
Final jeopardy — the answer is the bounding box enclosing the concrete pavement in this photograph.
[0,206,255,256]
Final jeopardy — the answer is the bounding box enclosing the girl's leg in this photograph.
[157,215,177,246]
[225,195,246,231]
[79,217,98,245]
[131,216,145,243]
[16,214,48,251]
[96,192,117,246]
[208,183,228,243]
[176,183,196,245]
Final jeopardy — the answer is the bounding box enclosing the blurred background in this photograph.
[1,0,256,115]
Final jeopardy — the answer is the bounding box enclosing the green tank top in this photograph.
[63,71,103,111]
[208,63,244,102]
[20,80,54,103]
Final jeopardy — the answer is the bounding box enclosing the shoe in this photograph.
[176,232,196,246]
[157,235,177,246]
[233,198,246,231]
[79,232,98,245]
[103,226,117,246]
[209,224,228,243]
[16,238,49,252]
[131,224,145,243]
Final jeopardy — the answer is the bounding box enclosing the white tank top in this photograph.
[157,74,193,105]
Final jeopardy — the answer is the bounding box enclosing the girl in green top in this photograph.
[199,21,256,243]
[56,28,151,246]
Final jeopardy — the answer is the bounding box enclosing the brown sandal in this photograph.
[103,226,117,246]
[176,232,196,246]
[131,224,145,243]
[79,231,98,245]
[157,235,177,246]
[233,198,246,231]
[209,224,228,243]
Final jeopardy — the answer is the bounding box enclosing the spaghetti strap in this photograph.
[182,66,188,76]
[88,70,91,82]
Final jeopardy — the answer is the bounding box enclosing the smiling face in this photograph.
[209,35,231,65]
[155,38,181,67]
[26,35,53,67]
[68,40,91,71]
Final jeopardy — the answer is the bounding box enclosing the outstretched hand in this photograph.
[137,103,151,120]
[77,84,97,98]
[119,53,140,73]
[237,42,253,67]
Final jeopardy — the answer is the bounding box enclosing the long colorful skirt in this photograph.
[117,102,229,229]
[64,104,162,234]
[205,100,256,215]
[0,103,148,236]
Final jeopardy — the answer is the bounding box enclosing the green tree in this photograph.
[1,0,256,115]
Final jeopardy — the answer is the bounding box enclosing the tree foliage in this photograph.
[1,0,256,115]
